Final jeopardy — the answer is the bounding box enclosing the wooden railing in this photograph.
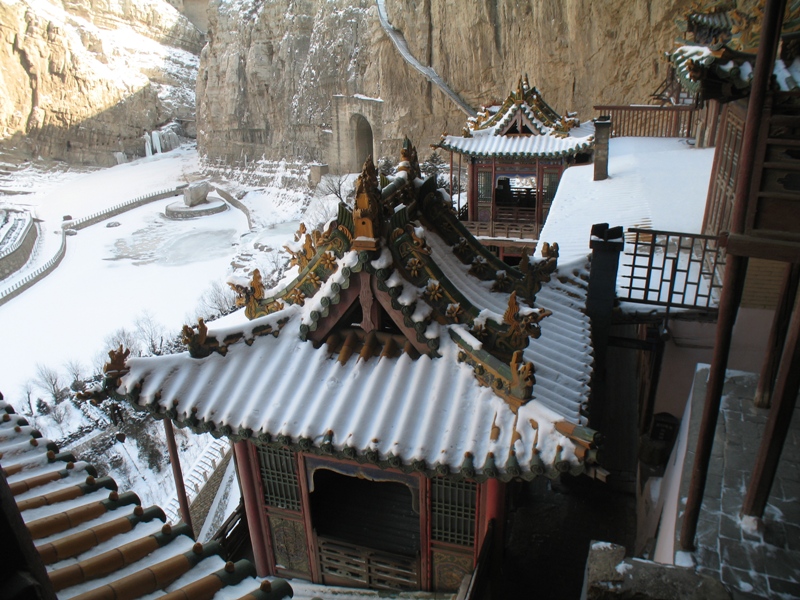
[494,206,536,223]
[594,105,698,138]
[619,228,725,316]
[317,536,419,591]
[211,500,250,560]
[462,221,538,241]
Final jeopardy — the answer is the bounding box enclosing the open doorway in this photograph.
[352,114,373,171]
[310,468,420,590]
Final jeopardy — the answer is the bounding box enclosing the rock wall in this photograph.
[198,0,694,166]
[0,0,204,166]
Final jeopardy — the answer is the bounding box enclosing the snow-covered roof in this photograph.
[107,145,599,482]
[436,77,594,159]
[0,399,288,599]
[538,137,716,304]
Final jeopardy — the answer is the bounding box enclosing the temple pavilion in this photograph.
[435,76,594,253]
[104,140,601,594]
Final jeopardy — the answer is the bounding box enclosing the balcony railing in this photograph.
[619,228,725,315]
[462,220,538,241]
[594,105,698,138]
[317,536,420,591]
[211,500,249,560]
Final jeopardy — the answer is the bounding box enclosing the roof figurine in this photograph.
[668,0,800,104]
[352,155,381,251]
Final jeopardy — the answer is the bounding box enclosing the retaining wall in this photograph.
[213,187,253,230]
[0,217,37,281]
[0,185,187,306]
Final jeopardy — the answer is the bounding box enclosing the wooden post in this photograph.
[742,294,800,517]
[491,157,497,223]
[483,479,504,600]
[449,151,454,203]
[482,479,504,553]
[234,440,271,576]
[468,159,476,222]
[679,255,748,551]
[754,263,800,407]
[164,418,193,534]
[680,0,786,551]
[458,152,463,217]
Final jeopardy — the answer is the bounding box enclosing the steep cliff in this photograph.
[0,0,204,166]
[198,0,694,166]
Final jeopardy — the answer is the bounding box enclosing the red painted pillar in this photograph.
[164,418,193,534]
[482,479,505,549]
[234,440,271,576]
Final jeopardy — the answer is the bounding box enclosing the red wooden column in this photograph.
[481,479,505,550]
[754,263,800,407]
[743,294,800,516]
[164,418,193,533]
[679,0,787,551]
[295,453,321,583]
[234,440,271,576]
[467,160,475,221]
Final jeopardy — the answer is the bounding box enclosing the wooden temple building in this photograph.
[104,140,604,594]
[435,77,594,256]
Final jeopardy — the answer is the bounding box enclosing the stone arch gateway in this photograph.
[331,95,391,174]
[352,114,374,171]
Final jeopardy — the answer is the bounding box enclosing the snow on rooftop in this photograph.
[538,137,715,266]
[118,218,594,479]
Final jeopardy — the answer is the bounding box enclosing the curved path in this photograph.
[375,0,477,117]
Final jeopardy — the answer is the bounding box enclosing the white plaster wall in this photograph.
[652,307,773,419]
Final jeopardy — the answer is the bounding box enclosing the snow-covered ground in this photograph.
[0,145,342,524]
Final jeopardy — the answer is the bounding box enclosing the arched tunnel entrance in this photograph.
[352,114,374,172]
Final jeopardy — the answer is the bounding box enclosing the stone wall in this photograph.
[0,216,37,281]
[0,0,203,165]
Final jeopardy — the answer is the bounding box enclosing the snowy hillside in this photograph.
[0,144,340,525]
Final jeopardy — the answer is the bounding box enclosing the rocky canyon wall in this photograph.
[198,0,694,167]
[0,0,204,166]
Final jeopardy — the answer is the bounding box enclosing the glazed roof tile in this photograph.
[0,400,291,600]
[436,78,594,158]
[438,121,595,159]
[108,154,598,482]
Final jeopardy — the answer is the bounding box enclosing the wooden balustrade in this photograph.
[594,105,698,138]
[317,536,419,591]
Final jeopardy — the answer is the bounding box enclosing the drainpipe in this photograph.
[593,116,612,181]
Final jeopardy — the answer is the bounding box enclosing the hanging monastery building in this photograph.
[103,139,603,593]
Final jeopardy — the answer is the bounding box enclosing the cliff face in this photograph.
[0,0,203,166]
[197,0,373,163]
[1,0,694,168]
[198,0,693,166]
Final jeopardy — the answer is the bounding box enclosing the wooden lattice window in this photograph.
[704,104,744,236]
[477,171,493,203]
[257,445,301,511]
[540,167,561,224]
[431,478,476,547]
